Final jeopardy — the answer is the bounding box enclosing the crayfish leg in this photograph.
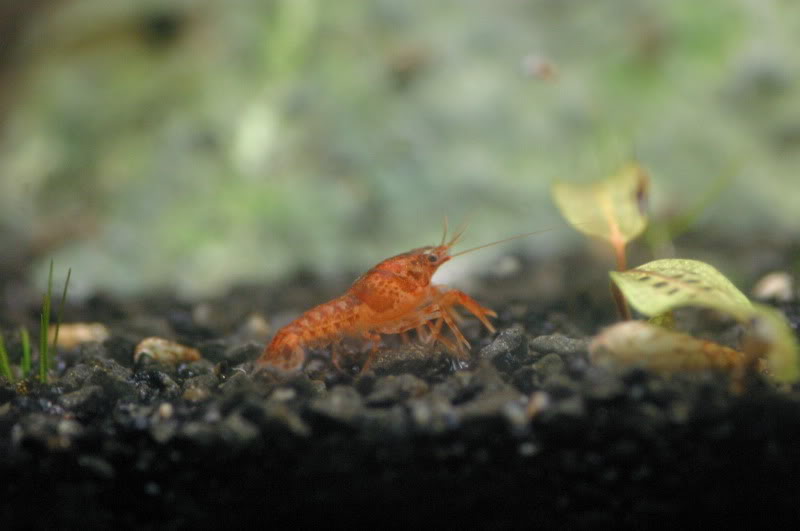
[433,288,497,334]
[358,332,383,374]
[425,318,459,352]
[416,324,432,344]
[330,342,346,371]
[415,288,498,358]
[438,306,471,358]
[421,316,443,344]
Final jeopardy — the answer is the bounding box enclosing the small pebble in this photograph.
[309,385,363,424]
[531,353,566,386]
[530,334,589,356]
[479,325,528,371]
[365,374,428,407]
[57,385,104,411]
[78,455,115,479]
[182,387,210,402]
[50,323,110,349]
[752,271,794,302]
[134,337,202,364]
[271,387,297,402]
[526,391,550,419]
[158,403,174,419]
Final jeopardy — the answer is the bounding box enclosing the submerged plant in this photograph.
[0,333,13,382]
[52,267,71,365]
[553,165,799,383]
[0,327,35,383]
[37,261,71,384]
[20,327,31,377]
[600,259,799,383]
[609,259,752,321]
[38,262,53,383]
[552,163,649,319]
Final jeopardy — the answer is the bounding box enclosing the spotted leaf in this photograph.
[610,259,752,320]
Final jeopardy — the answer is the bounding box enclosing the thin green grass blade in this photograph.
[50,267,71,368]
[39,306,49,382]
[39,260,54,384]
[0,332,13,383]
[20,327,31,377]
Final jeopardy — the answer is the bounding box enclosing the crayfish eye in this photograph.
[427,254,438,263]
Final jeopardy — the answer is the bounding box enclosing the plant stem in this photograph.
[0,332,13,382]
[611,243,632,320]
[611,282,632,320]
[613,243,628,272]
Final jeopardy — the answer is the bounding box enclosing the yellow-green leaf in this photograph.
[590,321,744,373]
[610,259,752,321]
[552,163,649,252]
[747,304,800,383]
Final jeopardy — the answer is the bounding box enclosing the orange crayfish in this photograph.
[259,223,539,372]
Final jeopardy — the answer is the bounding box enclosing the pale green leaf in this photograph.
[552,163,649,248]
[610,259,752,321]
[590,321,744,373]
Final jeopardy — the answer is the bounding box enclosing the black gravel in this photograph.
[2,264,800,529]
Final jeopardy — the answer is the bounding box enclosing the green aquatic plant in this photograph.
[552,163,650,271]
[38,262,53,383]
[0,327,35,383]
[552,163,650,319]
[553,165,799,383]
[52,267,72,367]
[37,261,71,383]
[20,327,31,377]
[608,259,799,382]
[610,258,752,321]
[0,333,13,382]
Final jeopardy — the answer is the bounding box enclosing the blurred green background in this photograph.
[0,0,798,297]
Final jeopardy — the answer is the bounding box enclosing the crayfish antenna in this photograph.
[447,222,469,248]
[446,217,607,258]
[448,228,556,258]
[440,216,449,247]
